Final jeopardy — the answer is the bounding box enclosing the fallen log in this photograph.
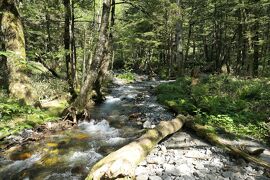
[186,121,270,170]
[86,115,187,180]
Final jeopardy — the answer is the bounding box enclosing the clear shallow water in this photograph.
[0,80,167,180]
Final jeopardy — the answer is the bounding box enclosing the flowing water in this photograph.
[0,79,174,180]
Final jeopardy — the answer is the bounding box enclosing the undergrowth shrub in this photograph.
[156,75,270,143]
[116,71,135,83]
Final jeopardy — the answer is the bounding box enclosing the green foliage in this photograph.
[156,75,270,143]
[116,72,135,83]
[0,94,63,139]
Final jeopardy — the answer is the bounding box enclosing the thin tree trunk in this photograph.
[175,0,183,75]
[63,0,76,99]
[252,20,259,77]
[71,0,77,88]
[236,4,243,75]
[45,12,52,52]
[184,23,192,64]
[82,25,87,84]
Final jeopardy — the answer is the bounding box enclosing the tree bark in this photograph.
[93,0,115,103]
[184,23,192,64]
[175,0,184,75]
[0,0,36,104]
[71,0,77,89]
[252,18,259,77]
[236,1,243,75]
[72,0,111,110]
[63,0,76,99]
[86,115,187,180]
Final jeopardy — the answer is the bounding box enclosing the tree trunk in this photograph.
[252,19,259,77]
[175,0,183,75]
[72,0,111,110]
[184,23,192,64]
[86,115,187,180]
[64,0,76,99]
[0,0,36,104]
[93,0,115,103]
[71,0,77,89]
[45,17,52,52]
[0,35,8,89]
[82,25,87,84]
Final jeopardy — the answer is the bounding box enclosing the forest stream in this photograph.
[0,77,174,180]
[0,77,270,180]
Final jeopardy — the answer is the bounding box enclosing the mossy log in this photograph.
[186,121,270,170]
[86,115,187,180]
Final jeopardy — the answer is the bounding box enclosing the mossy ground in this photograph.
[0,93,68,139]
[156,75,270,144]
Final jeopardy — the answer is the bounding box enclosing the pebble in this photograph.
[205,174,217,180]
[161,174,172,180]
[194,163,204,170]
[149,175,163,180]
[135,166,148,175]
[143,120,152,129]
[136,174,149,180]
[160,145,167,153]
[222,171,233,178]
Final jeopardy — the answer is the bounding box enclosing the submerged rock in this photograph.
[10,152,32,161]
[71,165,85,174]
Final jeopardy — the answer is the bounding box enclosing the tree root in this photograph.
[86,115,187,180]
[62,106,91,123]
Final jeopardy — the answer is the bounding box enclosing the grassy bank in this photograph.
[156,75,270,144]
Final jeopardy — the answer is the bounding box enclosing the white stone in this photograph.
[193,163,204,170]
[160,145,167,153]
[149,175,162,180]
[136,174,149,180]
[135,166,148,176]
[143,120,152,129]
